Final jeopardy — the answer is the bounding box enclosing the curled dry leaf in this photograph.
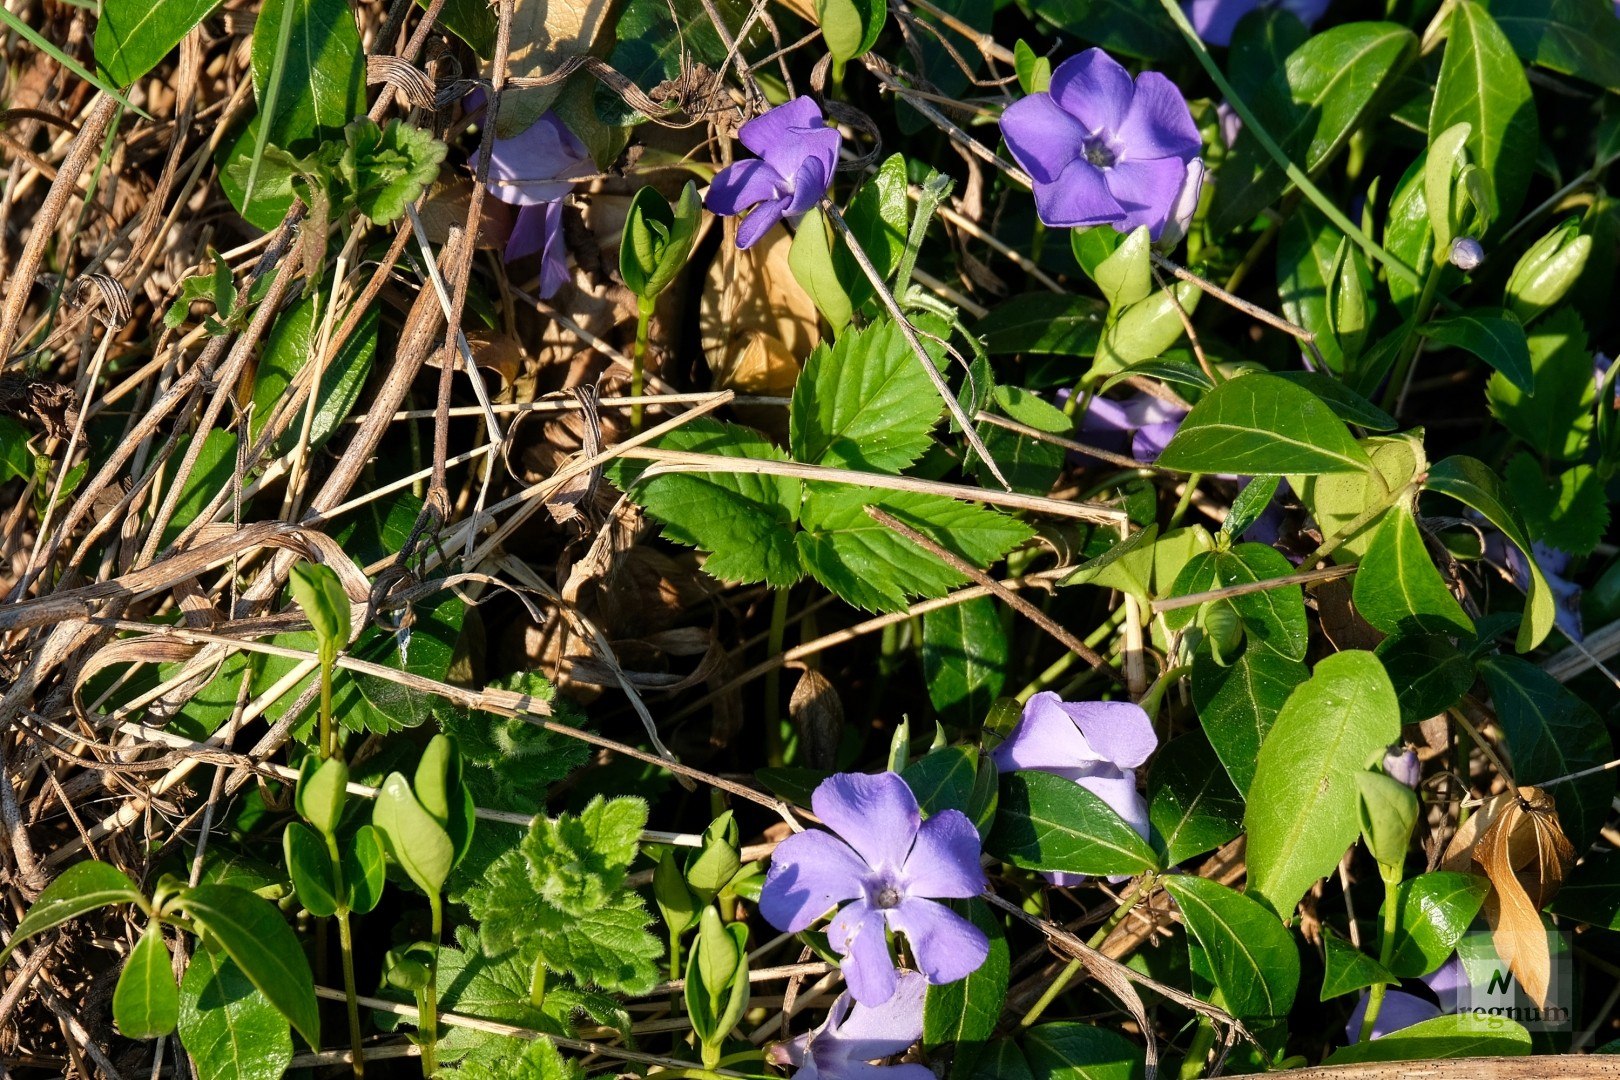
[699,223,818,411]
[498,0,615,137]
[788,664,842,770]
[1444,786,1575,1008]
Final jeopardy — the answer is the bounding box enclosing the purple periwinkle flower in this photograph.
[1383,748,1421,790]
[1184,0,1332,48]
[467,109,595,297]
[767,970,933,1080]
[705,97,841,250]
[1485,534,1583,642]
[1347,955,1466,1041]
[991,692,1158,887]
[1080,392,1189,464]
[1001,50,1205,242]
[759,772,989,1005]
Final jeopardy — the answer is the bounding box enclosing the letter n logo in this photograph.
[1487,968,1514,995]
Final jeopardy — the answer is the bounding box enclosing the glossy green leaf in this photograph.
[902,746,979,823]
[282,822,338,918]
[1553,848,1620,930]
[0,861,145,967]
[173,884,319,1047]
[1245,651,1401,917]
[251,293,378,456]
[343,824,387,914]
[961,1037,1037,1080]
[988,770,1161,877]
[1147,733,1244,865]
[1356,770,1419,869]
[1325,1013,1530,1064]
[1320,931,1395,1000]
[1353,507,1473,637]
[1167,544,1309,661]
[288,565,350,660]
[977,293,1107,356]
[1212,22,1416,235]
[816,0,885,61]
[1190,648,1308,796]
[593,0,737,126]
[1157,373,1374,476]
[1479,655,1614,849]
[249,0,365,153]
[789,207,852,333]
[177,949,292,1080]
[1023,1021,1145,1080]
[1429,0,1539,225]
[1095,227,1152,309]
[975,384,1071,495]
[836,153,909,315]
[1420,310,1533,393]
[294,754,348,838]
[790,317,942,473]
[922,599,1008,723]
[1164,876,1300,1022]
[1268,373,1397,433]
[1384,871,1490,978]
[923,898,1008,1048]
[1032,0,1179,60]
[1424,122,1474,254]
[415,733,475,868]
[94,0,224,85]
[1423,455,1554,650]
[114,922,179,1038]
[620,182,700,301]
[1374,632,1476,724]
[1489,0,1620,94]
[1485,307,1596,462]
[373,771,455,897]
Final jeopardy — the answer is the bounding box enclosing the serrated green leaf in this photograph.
[1489,0,1620,92]
[341,117,447,224]
[1485,306,1595,462]
[177,950,292,1080]
[1163,876,1299,1022]
[1157,373,1374,476]
[1505,455,1609,556]
[1245,651,1401,917]
[988,770,1161,877]
[790,317,942,472]
[172,884,319,1048]
[114,923,179,1038]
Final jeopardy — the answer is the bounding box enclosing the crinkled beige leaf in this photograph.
[495,0,615,138]
[700,224,818,398]
[1474,787,1575,1009]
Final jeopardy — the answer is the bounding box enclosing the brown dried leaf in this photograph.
[1474,786,1575,1008]
[789,665,843,770]
[497,0,614,137]
[700,223,818,397]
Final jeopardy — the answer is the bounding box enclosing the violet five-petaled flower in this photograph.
[1346,955,1467,1041]
[999,49,1205,242]
[759,772,989,1006]
[991,692,1158,886]
[1184,0,1332,48]
[467,109,596,298]
[1079,392,1189,464]
[705,97,842,250]
[767,971,933,1080]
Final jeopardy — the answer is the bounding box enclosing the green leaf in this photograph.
[114,923,179,1038]
[922,599,1008,723]
[976,293,1106,356]
[1190,648,1308,796]
[0,417,31,483]
[1023,1021,1145,1080]
[923,898,1007,1048]
[1420,310,1533,393]
[250,0,365,153]
[1225,477,1282,541]
[251,292,377,456]
[1277,211,1357,378]
[1325,1013,1530,1064]
[1032,0,1179,60]
[282,822,337,917]
[1148,733,1244,865]
[1245,651,1401,917]
[1356,770,1419,869]
[790,317,942,472]
[789,207,852,333]
[1384,871,1490,978]
[340,117,447,224]
[1485,306,1596,462]
[796,486,1032,613]
[606,418,802,587]
[0,861,144,967]
[160,429,238,547]
[836,153,910,314]
[1505,455,1609,556]
[1479,655,1614,850]
[177,949,292,1080]
[415,733,475,869]
[1212,22,1416,235]
[817,0,884,62]
[1374,632,1476,724]
[94,0,223,85]
[1553,848,1620,930]
[902,745,979,820]
[592,0,738,126]
[1156,373,1374,476]
[343,824,386,914]
[1268,372,1397,432]
[975,384,1071,495]
[1014,39,1052,95]
[1320,931,1395,1000]
[1162,876,1299,1022]
[1425,122,1474,255]
[0,6,147,114]
[620,182,701,301]
[288,564,350,658]
[1166,544,1309,661]
[173,884,319,1048]
[294,754,348,837]
[372,771,454,897]
[1423,455,1555,651]
[1095,227,1152,309]
[961,1038,1037,1080]
[987,770,1161,878]
[1429,0,1539,225]
[1353,507,1473,637]
[1488,0,1620,94]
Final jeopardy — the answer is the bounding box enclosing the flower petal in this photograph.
[706,159,785,217]
[741,97,841,183]
[1183,0,1257,47]
[1424,954,1468,1013]
[759,830,869,933]
[538,200,569,298]
[1131,420,1182,463]
[826,970,927,1060]
[1066,700,1158,770]
[1050,48,1136,137]
[470,111,593,206]
[783,154,832,218]
[828,900,899,1005]
[902,810,986,900]
[1078,767,1150,838]
[839,1065,937,1080]
[1118,72,1203,163]
[736,196,790,250]
[812,772,922,872]
[1034,158,1125,229]
[991,691,1104,774]
[1000,93,1088,185]
[886,897,990,985]
[506,201,552,263]
[1104,156,1194,239]
[1345,989,1441,1042]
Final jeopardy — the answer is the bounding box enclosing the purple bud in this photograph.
[1449,237,1484,271]
[1383,748,1421,790]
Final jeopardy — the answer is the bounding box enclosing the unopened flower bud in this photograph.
[1384,748,1421,789]
[1449,237,1483,271]
[1506,218,1591,323]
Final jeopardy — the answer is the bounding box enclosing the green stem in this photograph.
[529,956,547,1009]
[1358,864,1405,1042]
[630,296,653,432]
[1380,263,1446,414]
[318,644,335,761]
[763,585,791,767]
[1179,1021,1219,1080]
[1167,473,1203,531]
[421,893,444,1076]
[1018,874,1155,1029]
[325,836,364,1077]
